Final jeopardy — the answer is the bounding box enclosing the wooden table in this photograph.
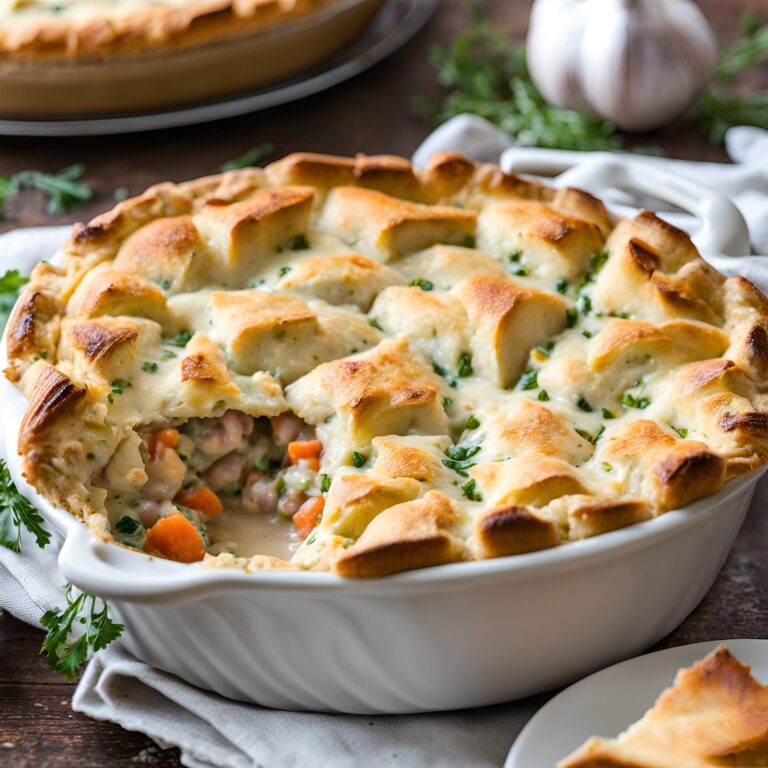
[1,1,767,765]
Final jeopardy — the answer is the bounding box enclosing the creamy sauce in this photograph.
[206,503,300,560]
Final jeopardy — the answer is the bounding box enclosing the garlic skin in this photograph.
[526,0,719,132]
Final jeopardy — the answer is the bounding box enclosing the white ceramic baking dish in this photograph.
[1,153,761,714]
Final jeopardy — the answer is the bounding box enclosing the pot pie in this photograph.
[6,151,768,578]
[560,645,768,767]
[0,0,383,116]
[0,0,337,59]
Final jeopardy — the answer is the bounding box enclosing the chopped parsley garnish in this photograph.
[107,394,114,404]
[409,277,434,291]
[255,454,276,473]
[601,408,615,419]
[601,461,613,473]
[442,444,481,477]
[287,234,310,251]
[115,516,141,535]
[219,142,274,171]
[512,265,531,277]
[555,278,568,294]
[465,414,480,430]
[508,250,522,262]
[161,349,177,360]
[575,425,605,445]
[537,389,550,401]
[462,234,476,248]
[534,340,556,357]
[158,277,172,290]
[86,452,95,460]
[277,265,292,278]
[582,329,593,339]
[352,451,367,468]
[672,426,689,439]
[622,392,651,409]
[457,352,473,378]
[141,361,158,373]
[574,394,592,412]
[576,293,592,315]
[590,250,609,273]
[40,350,48,359]
[111,379,131,395]
[442,395,454,408]
[566,307,578,328]
[41,584,124,680]
[320,474,332,493]
[368,317,382,330]
[168,330,192,347]
[461,478,483,501]
[305,532,317,546]
[517,369,538,390]
[433,362,457,388]
[0,458,51,553]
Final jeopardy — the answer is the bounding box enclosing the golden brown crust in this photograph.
[0,0,340,61]
[560,645,768,767]
[332,491,466,578]
[473,504,560,559]
[7,150,768,577]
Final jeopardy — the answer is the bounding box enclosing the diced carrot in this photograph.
[293,496,324,540]
[149,428,180,459]
[287,439,323,465]
[175,486,223,519]
[304,456,320,472]
[145,514,205,563]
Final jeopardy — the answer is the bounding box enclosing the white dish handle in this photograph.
[500,148,751,258]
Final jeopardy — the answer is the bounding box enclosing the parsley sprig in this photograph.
[0,164,92,216]
[0,459,51,552]
[0,460,124,679]
[41,585,124,680]
[0,268,29,333]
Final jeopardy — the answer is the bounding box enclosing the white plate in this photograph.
[0,0,435,137]
[506,638,768,767]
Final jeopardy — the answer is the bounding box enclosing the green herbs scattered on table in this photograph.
[219,142,274,171]
[41,585,124,681]
[0,164,92,216]
[420,4,768,149]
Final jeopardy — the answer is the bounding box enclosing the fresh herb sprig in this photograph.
[0,459,123,679]
[0,459,51,552]
[0,268,29,333]
[421,5,768,149]
[219,143,274,171]
[418,3,620,151]
[0,164,92,216]
[41,585,124,680]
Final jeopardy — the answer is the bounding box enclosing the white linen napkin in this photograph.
[2,122,768,768]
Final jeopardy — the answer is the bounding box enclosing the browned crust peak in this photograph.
[18,365,86,452]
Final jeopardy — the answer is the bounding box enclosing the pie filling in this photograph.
[101,411,324,563]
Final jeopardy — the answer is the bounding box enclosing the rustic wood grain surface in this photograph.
[1,0,767,765]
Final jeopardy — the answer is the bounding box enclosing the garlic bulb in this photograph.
[526,0,719,131]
